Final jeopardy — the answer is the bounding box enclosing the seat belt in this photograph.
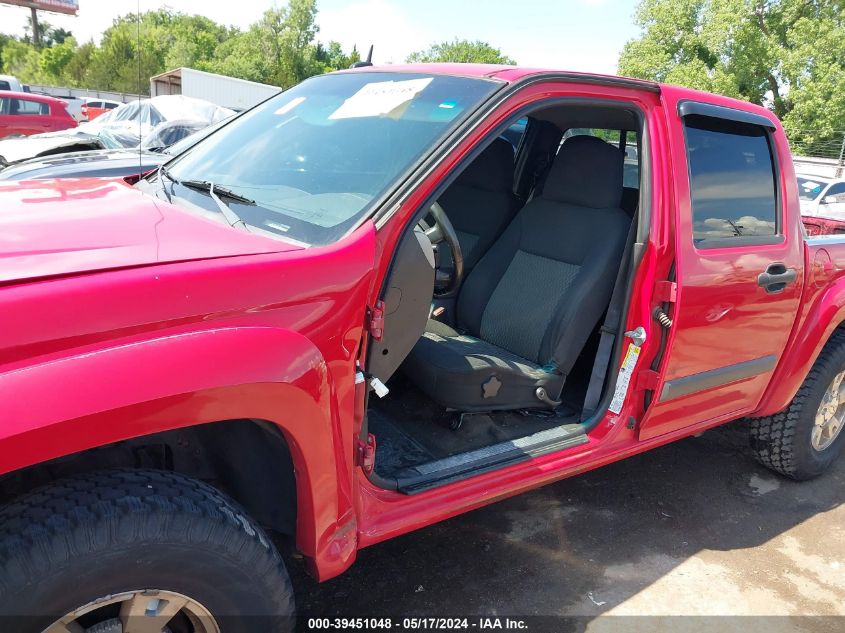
[579,217,638,421]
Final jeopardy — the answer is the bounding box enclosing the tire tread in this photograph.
[0,469,294,619]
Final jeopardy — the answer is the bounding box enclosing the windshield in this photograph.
[798,176,829,202]
[164,72,499,245]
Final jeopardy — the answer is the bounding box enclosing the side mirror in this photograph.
[824,196,839,205]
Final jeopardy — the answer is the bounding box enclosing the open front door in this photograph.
[638,98,803,440]
[366,228,435,383]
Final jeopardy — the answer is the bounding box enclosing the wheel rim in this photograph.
[813,370,845,451]
[42,589,220,633]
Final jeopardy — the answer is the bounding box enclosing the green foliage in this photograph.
[618,0,845,152]
[406,39,516,65]
[316,41,361,73]
[208,0,322,88]
[0,0,358,93]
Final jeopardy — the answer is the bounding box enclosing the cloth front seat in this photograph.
[438,138,518,270]
[402,135,631,411]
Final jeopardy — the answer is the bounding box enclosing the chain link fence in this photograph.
[787,129,845,178]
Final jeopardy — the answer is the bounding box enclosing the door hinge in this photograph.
[366,301,385,341]
[636,369,661,392]
[357,433,376,475]
[654,280,678,303]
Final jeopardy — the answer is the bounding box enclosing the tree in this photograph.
[210,0,322,87]
[618,0,845,152]
[39,36,77,80]
[315,41,360,73]
[0,1,358,93]
[406,39,515,64]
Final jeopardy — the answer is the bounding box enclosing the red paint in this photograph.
[802,215,845,236]
[0,91,78,139]
[0,65,842,582]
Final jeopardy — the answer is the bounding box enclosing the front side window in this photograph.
[163,72,500,245]
[685,114,778,243]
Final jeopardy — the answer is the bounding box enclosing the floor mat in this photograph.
[370,375,580,469]
[368,407,433,477]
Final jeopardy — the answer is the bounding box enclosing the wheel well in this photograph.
[0,419,297,537]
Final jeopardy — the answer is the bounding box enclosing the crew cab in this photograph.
[1,65,844,633]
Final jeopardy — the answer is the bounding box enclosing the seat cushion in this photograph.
[402,320,562,412]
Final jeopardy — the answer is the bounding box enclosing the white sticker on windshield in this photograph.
[608,343,641,415]
[329,77,433,120]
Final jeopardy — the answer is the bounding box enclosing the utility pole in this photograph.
[30,6,41,47]
[837,132,845,178]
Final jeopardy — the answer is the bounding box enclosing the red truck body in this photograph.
[1,65,843,589]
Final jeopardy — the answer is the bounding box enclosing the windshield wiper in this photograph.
[178,179,254,233]
[157,163,178,203]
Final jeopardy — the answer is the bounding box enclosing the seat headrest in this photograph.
[456,138,515,193]
[542,135,624,209]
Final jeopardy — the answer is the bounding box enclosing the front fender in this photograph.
[0,325,354,578]
[756,273,845,416]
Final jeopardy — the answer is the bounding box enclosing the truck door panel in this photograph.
[639,97,803,439]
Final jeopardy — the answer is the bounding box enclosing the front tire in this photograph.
[750,330,845,480]
[0,469,295,633]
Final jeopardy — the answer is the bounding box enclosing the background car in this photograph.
[798,173,845,218]
[0,91,77,140]
[0,74,24,92]
[0,96,232,165]
[0,117,228,181]
[81,97,122,121]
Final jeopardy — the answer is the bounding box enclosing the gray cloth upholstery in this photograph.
[543,135,624,208]
[403,136,631,411]
[402,319,562,411]
[438,138,518,269]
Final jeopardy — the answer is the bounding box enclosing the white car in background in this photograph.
[0,75,24,92]
[798,173,845,218]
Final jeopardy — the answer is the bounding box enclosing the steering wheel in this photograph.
[423,201,464,298]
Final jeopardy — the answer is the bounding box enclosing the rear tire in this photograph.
[0,469,295,633]
[749,330,845,480]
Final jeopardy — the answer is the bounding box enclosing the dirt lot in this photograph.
[291,420,845,633]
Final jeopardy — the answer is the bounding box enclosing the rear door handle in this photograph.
[757,263,797,293]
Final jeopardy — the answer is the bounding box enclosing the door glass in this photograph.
[15,99,48,115]
[500,117,528,153]
[684,115,777,242]
[821,183,845,203]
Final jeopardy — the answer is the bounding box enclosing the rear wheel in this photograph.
[750,330,845,479]
[0,469,295,633]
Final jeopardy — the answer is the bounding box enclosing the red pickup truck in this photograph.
[1,65,843,632]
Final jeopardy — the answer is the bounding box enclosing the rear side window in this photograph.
[0,81,10,91]
[10,98,49,115]
[684,115,778,243]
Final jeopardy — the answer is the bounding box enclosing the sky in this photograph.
[0,0,641,75]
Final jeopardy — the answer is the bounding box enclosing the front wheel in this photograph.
[0,469,295,633]
[750,330,845,480]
